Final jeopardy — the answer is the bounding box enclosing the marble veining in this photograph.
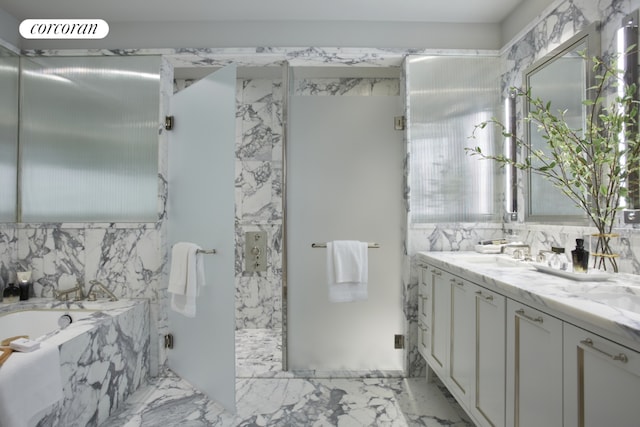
[0,299,149,427]
[102,369,471,427]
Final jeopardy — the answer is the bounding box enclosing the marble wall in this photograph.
[0,57,172,375]
[3,0,639,382]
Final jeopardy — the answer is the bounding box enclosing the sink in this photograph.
[456,254,530,268]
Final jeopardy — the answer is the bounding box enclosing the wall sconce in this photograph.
[505,88,518,221]
[620,10,640,221]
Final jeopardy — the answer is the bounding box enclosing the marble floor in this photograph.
[102,329,473,426]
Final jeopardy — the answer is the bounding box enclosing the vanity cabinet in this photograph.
[418,266,503,427]
[506,300,563,427]
[420,254,640,427]
[563,323,640,427]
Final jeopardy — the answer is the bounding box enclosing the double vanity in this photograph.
[417,251,640,427]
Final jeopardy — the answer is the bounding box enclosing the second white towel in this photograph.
[327,240,368,303]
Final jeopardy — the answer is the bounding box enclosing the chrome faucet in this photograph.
[86,280,118,301]
[54,284,85,301]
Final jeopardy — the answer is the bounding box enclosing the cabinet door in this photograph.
[564,323,640,427]
[449,276,474,405]
[418,268,430,329]
[418,268,431,359]
[506,300,563,427]
[472,286,506,427]
[425,266,450,376]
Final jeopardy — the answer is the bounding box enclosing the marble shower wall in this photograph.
[177,74,401,331]
[235,77,284,330]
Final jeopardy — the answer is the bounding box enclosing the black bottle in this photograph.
[3,283,20,303]
[19,282,30,301]
[571,238,589,273]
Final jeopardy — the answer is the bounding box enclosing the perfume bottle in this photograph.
[572,238,589,273]
[548,247,569,271]
[2,283,20,303]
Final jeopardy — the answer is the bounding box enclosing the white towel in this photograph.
[0,343,63,427]
[327,240,368,303]
[168,242,206,318]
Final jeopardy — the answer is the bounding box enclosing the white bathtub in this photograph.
[0,309,97,341]
[0,299,149,426]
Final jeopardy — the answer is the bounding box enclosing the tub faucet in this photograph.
[54,284,85,301]
[86,280,118,302]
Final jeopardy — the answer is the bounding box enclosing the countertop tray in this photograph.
[532,263,611,281]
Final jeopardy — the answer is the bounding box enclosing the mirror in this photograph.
[0,45,19,222]
[524,23,600,222]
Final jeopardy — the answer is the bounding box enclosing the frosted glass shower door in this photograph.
[287,95,404,372]
[167,65,236,412]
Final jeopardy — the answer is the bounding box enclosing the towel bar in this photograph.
[196,249,217,254]
[311,242,380,248]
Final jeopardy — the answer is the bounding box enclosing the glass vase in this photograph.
[588,233,620,273]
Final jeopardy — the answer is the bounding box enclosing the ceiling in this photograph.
[0,0,525,24]
[0,0,558,51]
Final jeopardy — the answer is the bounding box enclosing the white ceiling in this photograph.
[0,0,525,24]
[0,0,558,51]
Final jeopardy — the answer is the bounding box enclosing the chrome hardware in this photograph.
[515,308,544,323]
[54,284,84,301]
[246,231,267,272]
[164,334,174,349]
[475,291,494,301]
[580,338,629,363]
[87,280,118,302]
[196,249,216,254]
[311,242,380,248]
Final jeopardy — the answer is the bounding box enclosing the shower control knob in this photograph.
[251,247,261,256]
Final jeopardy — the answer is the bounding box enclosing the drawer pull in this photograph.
[475,291,494,301]
[515,309,543,324]
[581,338,629,363]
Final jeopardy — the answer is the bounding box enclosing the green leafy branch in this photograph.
[467,54,640,271]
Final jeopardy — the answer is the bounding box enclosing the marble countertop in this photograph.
[417,251,640,352]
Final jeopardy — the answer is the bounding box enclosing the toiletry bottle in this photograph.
[19,282,29,301]
[17,271,32,301]
[2,283,20,303]
[572,238,589,273]
[548,247,569,270]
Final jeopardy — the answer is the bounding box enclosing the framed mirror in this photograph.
[523,23,600,222]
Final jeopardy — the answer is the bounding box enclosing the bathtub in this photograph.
[0,299,149,427]
[0,309,97,340]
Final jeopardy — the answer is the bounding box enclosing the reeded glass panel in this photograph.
[20,56,161,222]
[408,56,501,223]
[0,47,19,222]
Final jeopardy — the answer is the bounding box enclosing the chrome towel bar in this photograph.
[311,242,380,248]
[196,249,217,254]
